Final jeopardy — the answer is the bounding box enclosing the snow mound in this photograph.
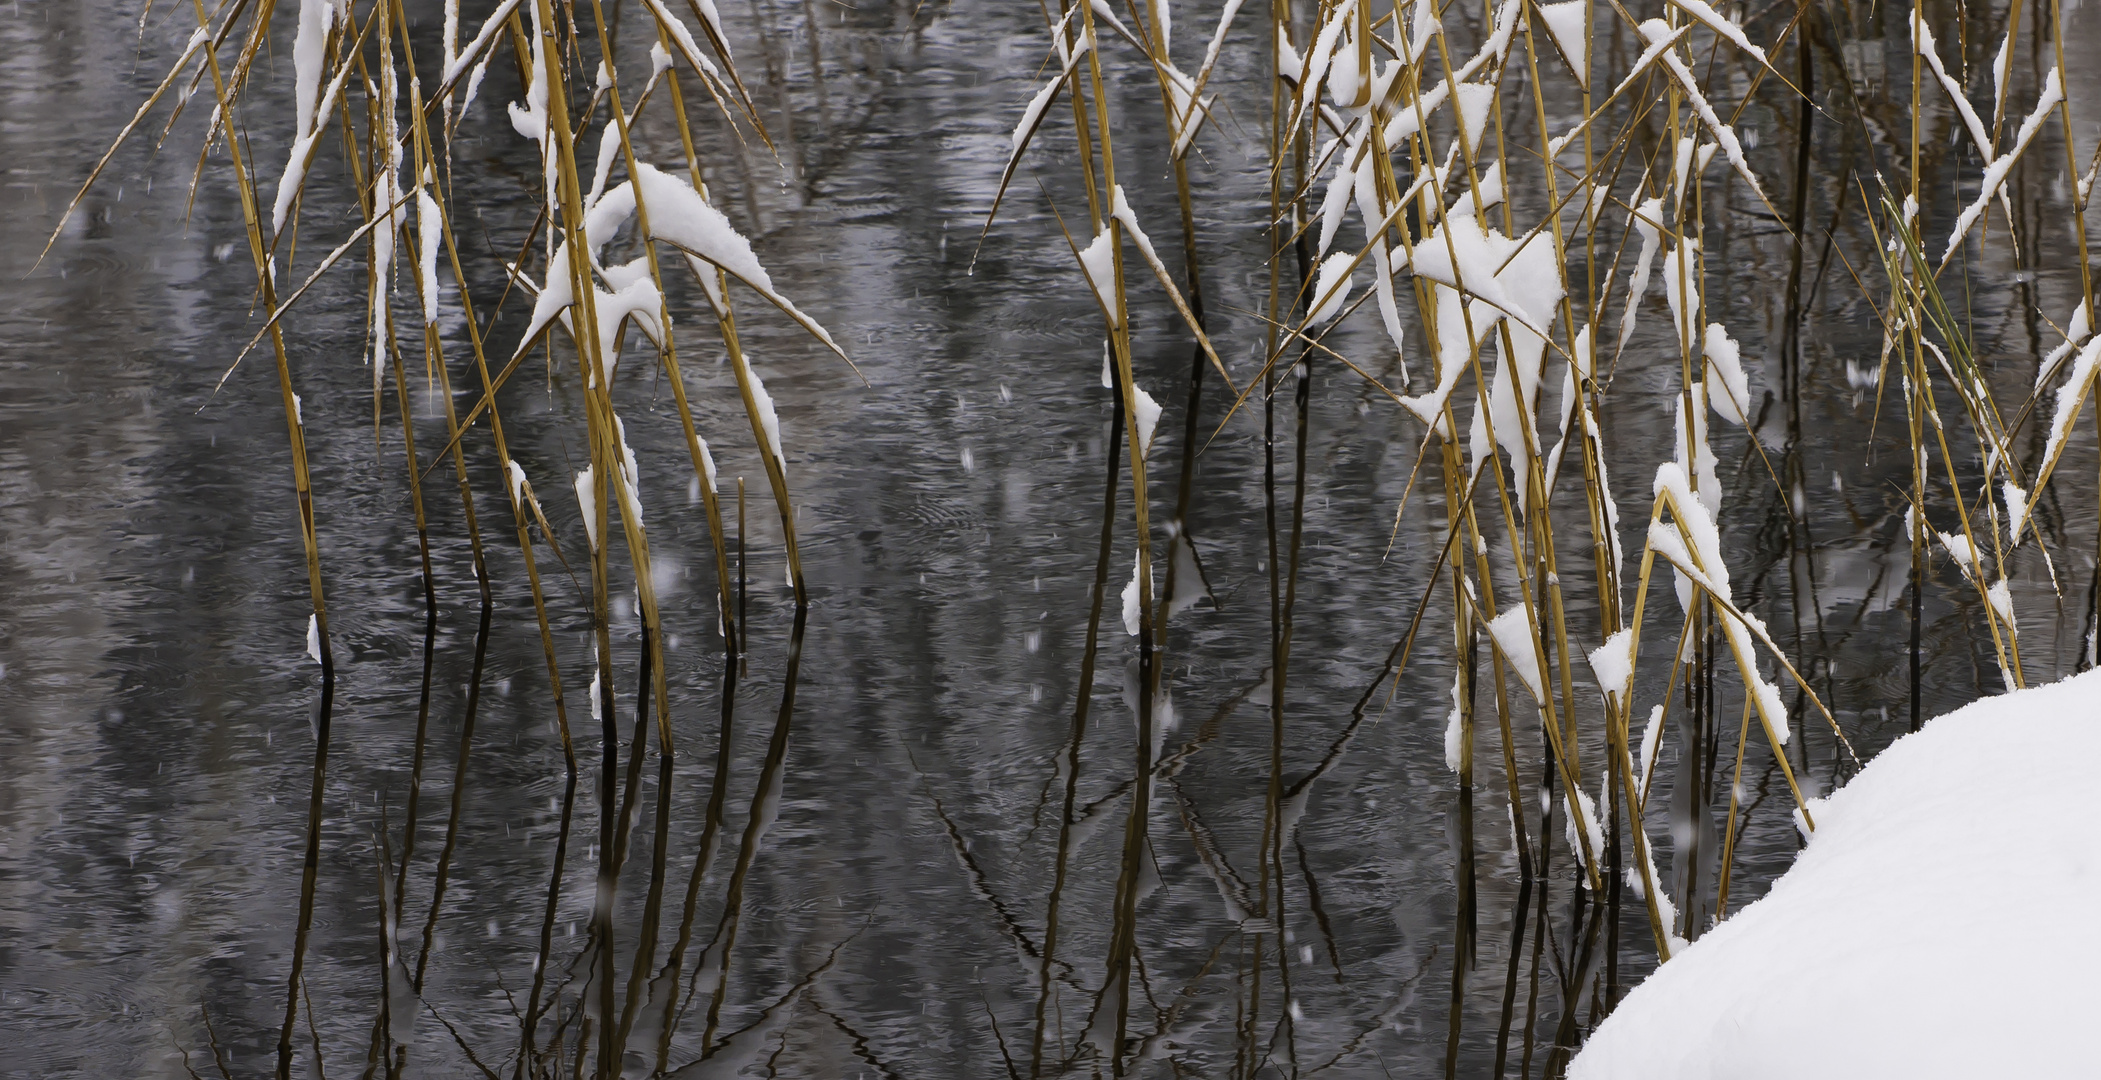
[1571,669,2101,1079]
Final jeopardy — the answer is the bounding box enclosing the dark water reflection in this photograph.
[3,0,2099,1076]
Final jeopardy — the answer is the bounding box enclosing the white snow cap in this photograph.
[1587,627,1635,702]
[1702,324,1751,424]
[1121,556,1154,636]
[1563,788,1604,884]
[2003,482,2030,547]
[745,367,786,466]
[1485,607,1544,700]
[1131,384,1162,455]
[1634,704,1664,796]
[1442,666,1467,772]
[416,188,445,325]
[695,436,719,496]
[574,466,599,550]
[1537,1,1589,87]
[533,163,839,358]
[292,0,336,139]
[1079,229,1121,325]
[1307,252,1356,325]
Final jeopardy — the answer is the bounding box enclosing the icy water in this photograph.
[3,1,2099,1077]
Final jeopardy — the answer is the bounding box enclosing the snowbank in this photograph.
[1571,669,2101,1079]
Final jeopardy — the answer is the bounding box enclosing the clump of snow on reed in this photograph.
[1485,606,1543,700]
[1586,627,1633,704]
[1121,556,1152,636]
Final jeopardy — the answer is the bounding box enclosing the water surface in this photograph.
[3,0,2099,1076]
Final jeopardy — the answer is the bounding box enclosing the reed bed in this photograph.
[47,0,2098,1075]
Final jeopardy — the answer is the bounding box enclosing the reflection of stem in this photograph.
[407,272,497,1003]
[384,333,438,945]
[1545,900,1606,1073]
[1031,392,1125,1077]
[800,0,829,135]
[742,0,798,179]
[1269,329,1314,1077]
[697,600,811,1055]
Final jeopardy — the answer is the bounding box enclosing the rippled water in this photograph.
[3,1,2099,1076]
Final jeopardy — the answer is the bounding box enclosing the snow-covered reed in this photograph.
[53,0,850,1075]
[985,0,2093,1072]
[53,0,2096,1074]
